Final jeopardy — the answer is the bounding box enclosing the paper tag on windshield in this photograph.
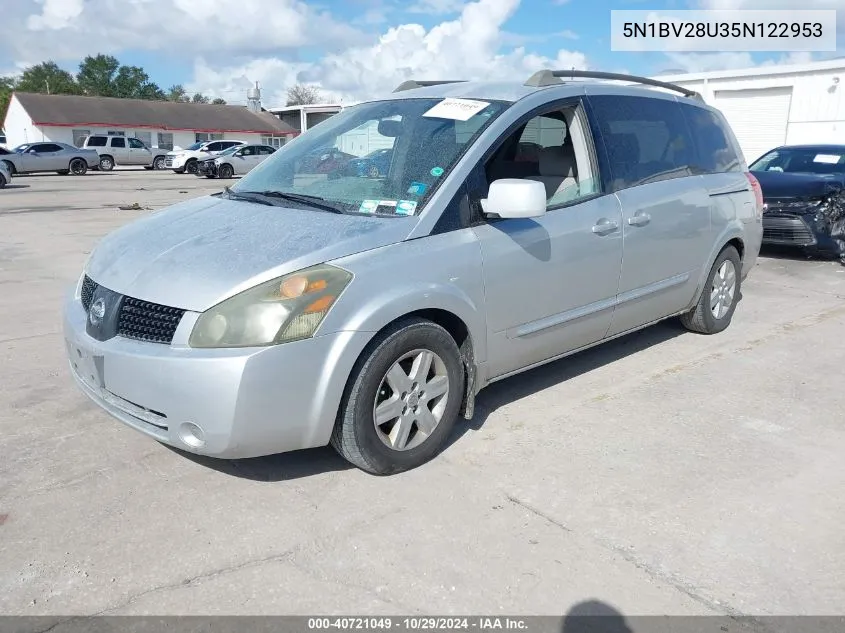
[423,98,490,121]
[814,154,841,164]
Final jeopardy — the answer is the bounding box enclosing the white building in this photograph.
[3,92,298,151]
[266,103,343,136]
[653,58,845,164]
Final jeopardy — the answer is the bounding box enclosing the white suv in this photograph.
[165,140,246,174]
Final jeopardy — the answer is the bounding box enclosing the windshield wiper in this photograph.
[236,189,345,214]
[221,187,275,207]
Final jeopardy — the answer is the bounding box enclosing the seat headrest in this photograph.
[538,145,576,177]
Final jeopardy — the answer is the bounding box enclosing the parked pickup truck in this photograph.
[82,135,167,171]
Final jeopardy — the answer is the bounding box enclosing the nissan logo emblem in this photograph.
[89,298,106,325]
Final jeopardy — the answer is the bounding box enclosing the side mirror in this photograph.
[480,179,547,219]
[378,119,402,137]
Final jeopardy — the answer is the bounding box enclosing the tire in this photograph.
[69,158,88,176]
[185,160,198,175]
[680,245,742,335]
[331,318,465,475]
[367,164,380,178]
[218,163,234,179]
[153,156,166,170]
[98,155,114,171]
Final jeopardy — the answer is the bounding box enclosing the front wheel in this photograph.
[153,156,166,170]
[218,163,234,179]
[331,318,464,475]
[185,160,198,175]
[69,158,88,176]
[680,245,741,334]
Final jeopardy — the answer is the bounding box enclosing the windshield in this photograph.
[184,142,204,151]
[750,148,845,175]
[218,145,242,156]
[13,144,30,153]
[232,97,509,215]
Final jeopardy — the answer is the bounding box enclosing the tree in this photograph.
[286,84,322,106]
[1,76,15,123]
[211,97,227,105]
[190,92,210,104]
[76,54,120,96]
[166,84,189,102]
[113,65,165,99]
[15,61,78,95]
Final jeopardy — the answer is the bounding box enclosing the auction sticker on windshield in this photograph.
[423,98,490,121]
[814,154,842,164]
[396,200,417,215]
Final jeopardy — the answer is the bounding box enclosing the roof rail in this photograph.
[524,70,703,100]
[393,80,467,93]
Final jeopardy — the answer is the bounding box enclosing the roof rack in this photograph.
[393,80,467,93]
[524,70,703,100]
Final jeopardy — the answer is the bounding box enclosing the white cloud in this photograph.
[407,0,466,14]
[697,0,845,31]
[3,0,369,63]
[660,51,819,74]
[187,0,589,103]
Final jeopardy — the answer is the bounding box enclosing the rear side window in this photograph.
[680,104,742,174]
[589,95,698,190]
[86,137,107,147]
[110,137,126,148]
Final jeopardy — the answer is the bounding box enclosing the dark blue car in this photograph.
[345,148,393,178]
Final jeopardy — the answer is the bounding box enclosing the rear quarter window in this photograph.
[86,137,107,147]
[679,104,743,174]
[589,94,699,191]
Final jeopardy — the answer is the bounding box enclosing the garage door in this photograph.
[713,87,793,165]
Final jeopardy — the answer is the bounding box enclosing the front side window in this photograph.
[240,146,256,156]
[484,103,600,208]
[128,138,146,149]
[750,147,845,174]
[233,98,509,215]
[589,95,698,191]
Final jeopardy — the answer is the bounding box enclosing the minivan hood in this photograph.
[752,169,845,200]
[85,196,416,312]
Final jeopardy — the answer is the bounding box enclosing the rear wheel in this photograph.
[98,155,114,171]
[680,245,741,334]
[218,163,234,179]
[69,158,88,176]
[331,318,464,475]
[153,156,166,170]
[185,160,198,175]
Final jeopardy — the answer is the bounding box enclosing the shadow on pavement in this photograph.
[562,600,633,633]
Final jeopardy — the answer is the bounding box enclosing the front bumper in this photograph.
[62,289,371,459]
[196,161,217,177]
[165,155,186,169]
[762,212,845,256]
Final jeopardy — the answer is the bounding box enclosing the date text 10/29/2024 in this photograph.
[308,618,528,631]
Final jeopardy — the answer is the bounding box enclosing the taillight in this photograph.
[746,172,764,218]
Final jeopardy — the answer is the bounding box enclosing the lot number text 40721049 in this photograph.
[308,617,529,630]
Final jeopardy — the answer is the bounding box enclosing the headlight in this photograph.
[188,264,352,348]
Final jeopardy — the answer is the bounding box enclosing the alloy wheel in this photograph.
[372,349,450,451]
[710,259,737,319]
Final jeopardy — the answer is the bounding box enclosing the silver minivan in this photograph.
[63,71,764,475]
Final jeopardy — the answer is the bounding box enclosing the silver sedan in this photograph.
[1,142,100,176]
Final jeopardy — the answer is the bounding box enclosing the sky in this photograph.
[1,0,843,107]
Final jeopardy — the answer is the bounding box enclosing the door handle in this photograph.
[627,212,651,227]
[591,218,619,235]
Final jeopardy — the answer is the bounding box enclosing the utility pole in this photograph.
[45,78,50,95]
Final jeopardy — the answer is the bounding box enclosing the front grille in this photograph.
[118,297,185,344]
[80,275,185,344]
[762,215,817,246]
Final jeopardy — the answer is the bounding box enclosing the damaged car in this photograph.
[750,144,845,258]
